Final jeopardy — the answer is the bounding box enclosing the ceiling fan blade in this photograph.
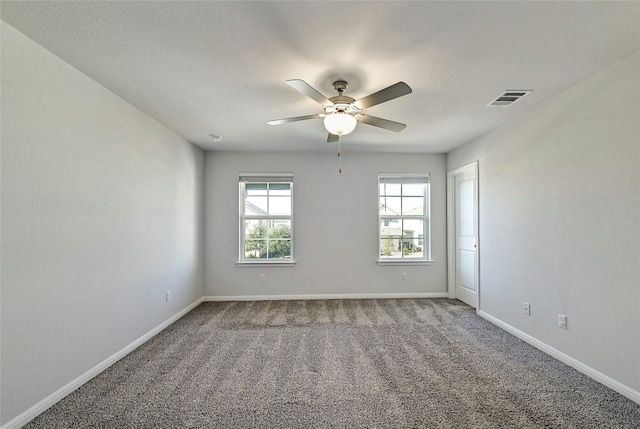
[357,114,407,132]
[354,82,412,110]
[327,133,339,143]
[267,114,322,126]
[286,79,333,106]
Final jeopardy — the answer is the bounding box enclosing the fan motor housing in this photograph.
[329,95,355,104]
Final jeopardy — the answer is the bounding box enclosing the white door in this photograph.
[448,163,478,308]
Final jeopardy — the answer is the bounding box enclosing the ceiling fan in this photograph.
[268,79,412,142]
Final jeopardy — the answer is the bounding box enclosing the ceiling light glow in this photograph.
[323,112,357,136]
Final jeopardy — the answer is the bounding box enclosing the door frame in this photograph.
[447,161,480,310]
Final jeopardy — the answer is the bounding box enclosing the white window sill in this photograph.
[376,259,434,266]
[236,260,296,267]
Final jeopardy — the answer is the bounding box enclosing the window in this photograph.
[378,174,431,264]
[239,174,294,265]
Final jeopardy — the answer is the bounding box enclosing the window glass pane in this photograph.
[244,219,268,237]
[267,222,291,259]
[244,240,267,259]
[246,219,291,233]
[245,196,268,215]
[380,238,401,258]
[268,221,291,235]
[383,218,401,228]
[244,220,292,260]
[380,219,402,258]
[379,183,401,196]
[269,183,291,194]
[268,196,291,215]
[379,196,402,215]
[402,219,424,258]
[402,236,424,258]
[268,239,291,259]
[245,183,268,194]
[379,219,426,259]
[244,229,267,259]
[270,219,291,229]
[402,183,424,196]
[402,196,424,215]
[403,219,424,236]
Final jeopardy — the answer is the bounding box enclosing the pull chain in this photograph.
[337,135,342,174]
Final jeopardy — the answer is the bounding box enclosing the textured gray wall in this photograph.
[204,151,447,299]
[1,23,205,425]
[447,52,640,396]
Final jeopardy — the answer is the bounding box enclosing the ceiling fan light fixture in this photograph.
[268,79,411,141]
[324,111,357,136]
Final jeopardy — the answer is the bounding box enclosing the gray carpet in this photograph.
[25,299,640,428]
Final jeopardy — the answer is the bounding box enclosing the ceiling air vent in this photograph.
[488,90,532,107]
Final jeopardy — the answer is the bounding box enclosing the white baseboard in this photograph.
[478,310,640,405]
[2,298,204,429]
[203,292,449,302]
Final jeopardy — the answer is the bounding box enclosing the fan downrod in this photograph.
[332,80,348,95]
[329,80,355,106]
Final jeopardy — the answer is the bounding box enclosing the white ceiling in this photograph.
[2,1,639,153]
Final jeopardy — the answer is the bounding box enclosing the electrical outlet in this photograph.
[166,291,171,302]
[402,272,407,281]
[523,302,530,315]
[260,274,266,283]
[558,314,567,329]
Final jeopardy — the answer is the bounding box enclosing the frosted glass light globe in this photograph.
[324,112,357,136]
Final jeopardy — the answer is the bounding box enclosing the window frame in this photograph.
[377,173,432,265]
[237,173,295,267]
